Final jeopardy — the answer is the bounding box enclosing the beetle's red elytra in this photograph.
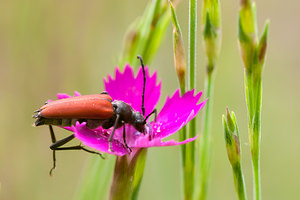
[39,94,113,120]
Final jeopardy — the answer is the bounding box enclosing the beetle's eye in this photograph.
[100,91,109,95]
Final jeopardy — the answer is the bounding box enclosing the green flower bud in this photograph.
[222,108,241,165]
[223,109,248,200]
[238,0,269,81]
[169,0,186,88]
[202,0,222,73]
[238,0,257,72]
[202,0,221,28]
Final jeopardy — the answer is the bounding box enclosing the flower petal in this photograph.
[74,91,81,96]
[152,89,207,139]
[73,122,129,156]
[104,64,161,116]
[57,93,71,99]
[57,91,81,99]
[132,134,199,148]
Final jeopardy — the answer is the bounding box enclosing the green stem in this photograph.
[184,0,197,199]
[179,82,187,167]
[252,153,260,200]
[109,157,133,200]
[109,149,147,200]
[131,149,148,200]
[245,71,254,121]
[180,125,187,166]
[188,0,197,90]
[198,70,215,200]
[252,78,262,200]
[246,70,262,200]
[232,163,247,200]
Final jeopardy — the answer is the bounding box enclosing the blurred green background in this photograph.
[1,0,299,199]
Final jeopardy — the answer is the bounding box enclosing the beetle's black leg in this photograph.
[48,126,103,175]
[53,145,104,159]
[50,134,104,158]
[144,109,157,122]
[50,150,56,176]
[48,125,57,175]
[109,114,120,152]
[122,124,132,152]
[49,125,56,143]
[50,134,76,149]
[49,132,75,176]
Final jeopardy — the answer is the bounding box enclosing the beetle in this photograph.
[33,56,156,175]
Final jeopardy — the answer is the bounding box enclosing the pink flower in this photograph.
[58,65,207,156]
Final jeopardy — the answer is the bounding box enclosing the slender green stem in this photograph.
[183,0,197,199]
[198,70,215,200]
[252,151,261,200]
[250,124,261,200]
[180,126,187,165]
[179,83,187,168]
[232,163,247,200]
[253,78,262,200]
[245,70,262,200]
[245,71,254,121]
[188,0,197,90]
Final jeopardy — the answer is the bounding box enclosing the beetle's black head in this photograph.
[132,111,146,134]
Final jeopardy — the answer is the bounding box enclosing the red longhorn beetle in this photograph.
[33,56,156,175]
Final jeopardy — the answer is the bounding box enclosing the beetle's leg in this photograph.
[48,125,57,175]
[49,144,104,175]
[50,134,104,158]
[49,125,56,143]
[108,114,120,152]
[122,124,132,152]
[49,131,75,176]
[50,151,56,176]
[144,109,157,122]
[50,134,76,150]
[48,126,104,175]
[53,145,104,159]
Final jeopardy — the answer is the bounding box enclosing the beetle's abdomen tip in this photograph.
[34,117,44,126]
[33,111,45,126]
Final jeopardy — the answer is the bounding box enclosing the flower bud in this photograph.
[238,0,269,80]
[202,0,222,73]
[238,0,257,72]
[169,0,186,87]
[222,107,241,165]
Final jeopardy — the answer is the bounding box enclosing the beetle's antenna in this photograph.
[137,55,146,116]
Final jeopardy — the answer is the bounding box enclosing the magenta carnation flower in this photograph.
[57,65,206,156]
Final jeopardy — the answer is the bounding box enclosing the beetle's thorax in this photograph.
[112,100,145,133]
